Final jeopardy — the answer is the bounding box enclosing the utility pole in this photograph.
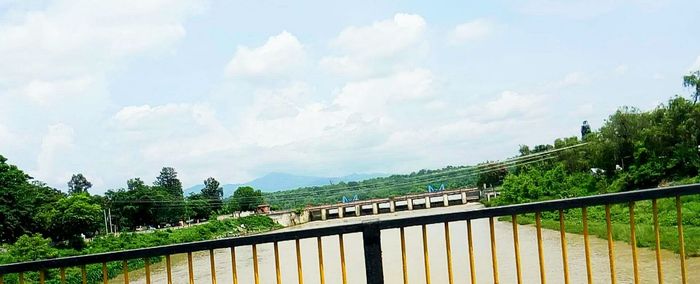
[108,208,113,234]
[103,209,109,234]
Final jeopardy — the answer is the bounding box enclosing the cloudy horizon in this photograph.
[1,1,698,193]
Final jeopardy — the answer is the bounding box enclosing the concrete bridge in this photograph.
[305,187,481,221]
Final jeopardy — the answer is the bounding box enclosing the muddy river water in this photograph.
[113,204,698,283]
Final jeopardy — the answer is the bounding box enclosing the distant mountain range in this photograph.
[184,172,387,197]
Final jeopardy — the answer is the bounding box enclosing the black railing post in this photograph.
[363,222,384,284]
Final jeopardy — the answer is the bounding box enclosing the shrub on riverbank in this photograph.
[0,215,282,284]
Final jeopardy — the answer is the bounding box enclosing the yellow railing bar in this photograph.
[399,228,408,284]
[605,204,616,284]
[146,258,152,284]
[123,260,129,284]
[422,224,431,284]
[0,274,3,284]
[317,237,326,284]
[652,199,663,284]
[81,264,87,284]
[209,249,217,284]
[582,207,592,284]
[444,222,454,284]
[231,248,239,284]
[253,244,260,284]
[535,212,546,284]
[629,202,639,284]
[60,267,66,284]
[676,196,687,284]
[18,272,23,284]
[339,235,348,284]
[274,242,282,284]
[296,239,304,284]
[559,210,570,284]
[467,220,476,284]
[187,252,194,284]
[511,215,522,284]
[39,270,45,284]
[489,217,499,284]
[166,255,173,284]
[122,260,129,284]
[103,262,109,284]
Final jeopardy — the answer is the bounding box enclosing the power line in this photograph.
[109,149,564,206]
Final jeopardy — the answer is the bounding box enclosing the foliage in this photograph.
[154,167,183,197]
[201,177,224,212]
[683,70,700,103]
[0,216,281,283]
[67,173,92,195]
[227,186,264,213]
[0,156,67,243]
[36,193,102,244]
[3,234,58,262]
[186,193,212,220]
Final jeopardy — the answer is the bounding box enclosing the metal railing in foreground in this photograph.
[1,184,698,284]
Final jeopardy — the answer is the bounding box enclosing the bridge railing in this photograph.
[1,184,698,284]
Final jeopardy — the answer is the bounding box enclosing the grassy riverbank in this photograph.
[0,215,282,284]
[499,195,700,257]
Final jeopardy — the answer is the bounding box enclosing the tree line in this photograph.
[0,161,266,248]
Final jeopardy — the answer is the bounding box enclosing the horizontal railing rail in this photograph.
[1,183,698,283]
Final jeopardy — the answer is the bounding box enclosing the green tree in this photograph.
[0,154,34,242]
[202,177,224,213]
[153,167,185,224]
[127,178,146,191]
[186,193,212,220]
[228,186,264,214]
[68,173,92,195]
[154,167,183,197]
[683,70,700,103]
[6,234,58,262]
[37,194,102,245]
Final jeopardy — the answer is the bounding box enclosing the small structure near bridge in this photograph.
[255,204,271,214]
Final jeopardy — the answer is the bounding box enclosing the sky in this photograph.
[0,0,699,193]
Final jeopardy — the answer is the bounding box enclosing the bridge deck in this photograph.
[305,187,480,210]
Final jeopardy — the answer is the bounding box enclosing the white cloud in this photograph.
[449,19,493,44]
[331,13,426,58]
[0,0,203,188]
[225,31,305,78]
[33,123,75,185]
[466,90,547,123]
[0,123,17,150]
[0,0,204,85]
[547,72,590,89]
[614,64,628,75]
[690,55,700,71]
[320,13,428,77]
[518,0,619,19]
[333,68,435,114]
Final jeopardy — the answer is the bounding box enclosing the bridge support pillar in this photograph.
[407,199,413,210]
[321,209,327,221]
[443,194,449,206]
[372,203,379,215]
[338,207,344,218]
[389,201,395,212]
[461,192,467,204]
[355,205,361,217]
[425,196,431,209]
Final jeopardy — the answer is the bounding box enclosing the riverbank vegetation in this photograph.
[0,215,280,283]
[490,89,700,256]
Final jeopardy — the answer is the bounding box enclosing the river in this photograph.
[114,203,698,283]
